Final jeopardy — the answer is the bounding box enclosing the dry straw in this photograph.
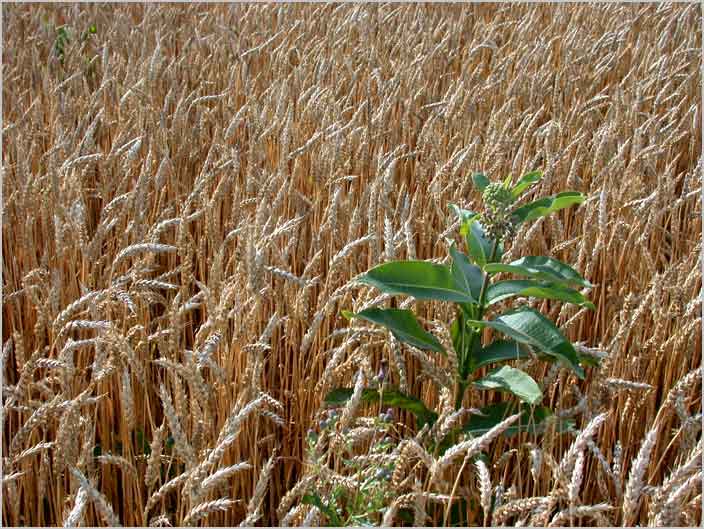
[2,2,701,526]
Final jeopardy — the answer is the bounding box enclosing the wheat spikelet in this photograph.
[52,290,106,336]
[559,412,608,480]
[622,423,659,525]
[96,454,137,476]
[605,377,654,393]
[201,463,253,494]
[407,345,452,389]
[431,413,521,481]
[112,243,177,271]
[144,471,192,521]
[435,407,481,444]
[119,367,135,432]
[328,235,375,276]
[337,369,366,434]
[548,504,614,527]
[2,471,26,485]
[183,498,238,526]
[15,441,54,462]
[63,485,89,527]
[148,514,172,527]
[240,450,277,527]
[493,496,549,526]
[568,451,586,504]
[391,438,434,490]
[145,421,166,488]
[158,384,195,464]
[70,467,121,527]
[476,458,493,525]
[10,394,65,456]
[206,396,270,469]
[277,475,318,522]
[653,471,702,526]
[648,439,702,521]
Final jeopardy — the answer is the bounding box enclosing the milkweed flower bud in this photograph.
[481,182,517,242]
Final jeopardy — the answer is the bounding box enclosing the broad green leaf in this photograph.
[344,308,445,353]
[467,307,585,379]
[435,402,575,455]
[512,191,585,224]
[484,256,593,288]
[324,387,438,427]
[449,205,504,264]
[473,340,529,371]
[357,261,475,303]
[472,172,490,192]
[511,170,542,198]
[465,217,488,266]
[469,218,503,264]
[473,365,543,405]
[486,280,595,309]
[463,402,574,437]
[449,242,484,302]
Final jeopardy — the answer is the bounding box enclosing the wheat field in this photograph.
[2,3,702,527]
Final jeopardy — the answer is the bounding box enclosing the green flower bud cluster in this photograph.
[482,182,513,211]
[481,182,517,242]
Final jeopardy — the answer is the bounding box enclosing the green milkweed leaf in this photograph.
[427,402,569,453]
[463,402,573,437]
[472,340,529,372]
[512,191,584,224]
[486,280,595,309]
[467,307,585,379]
[449,242,484,302]
[357,260,475,303]
[343,308,445,354]
[472,172,491,192]
[484,256,593,288]
[510,170,542,198]
[473,365,543,405]
[465,218,488,266]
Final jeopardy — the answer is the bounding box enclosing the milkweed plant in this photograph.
[327,169,597,439]
[308,170,599,525]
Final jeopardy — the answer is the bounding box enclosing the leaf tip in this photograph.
[472,172,490,192]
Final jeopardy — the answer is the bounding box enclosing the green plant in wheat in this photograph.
[300,410,396,526]
[326,170,597,439]
[51,23,98,78]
